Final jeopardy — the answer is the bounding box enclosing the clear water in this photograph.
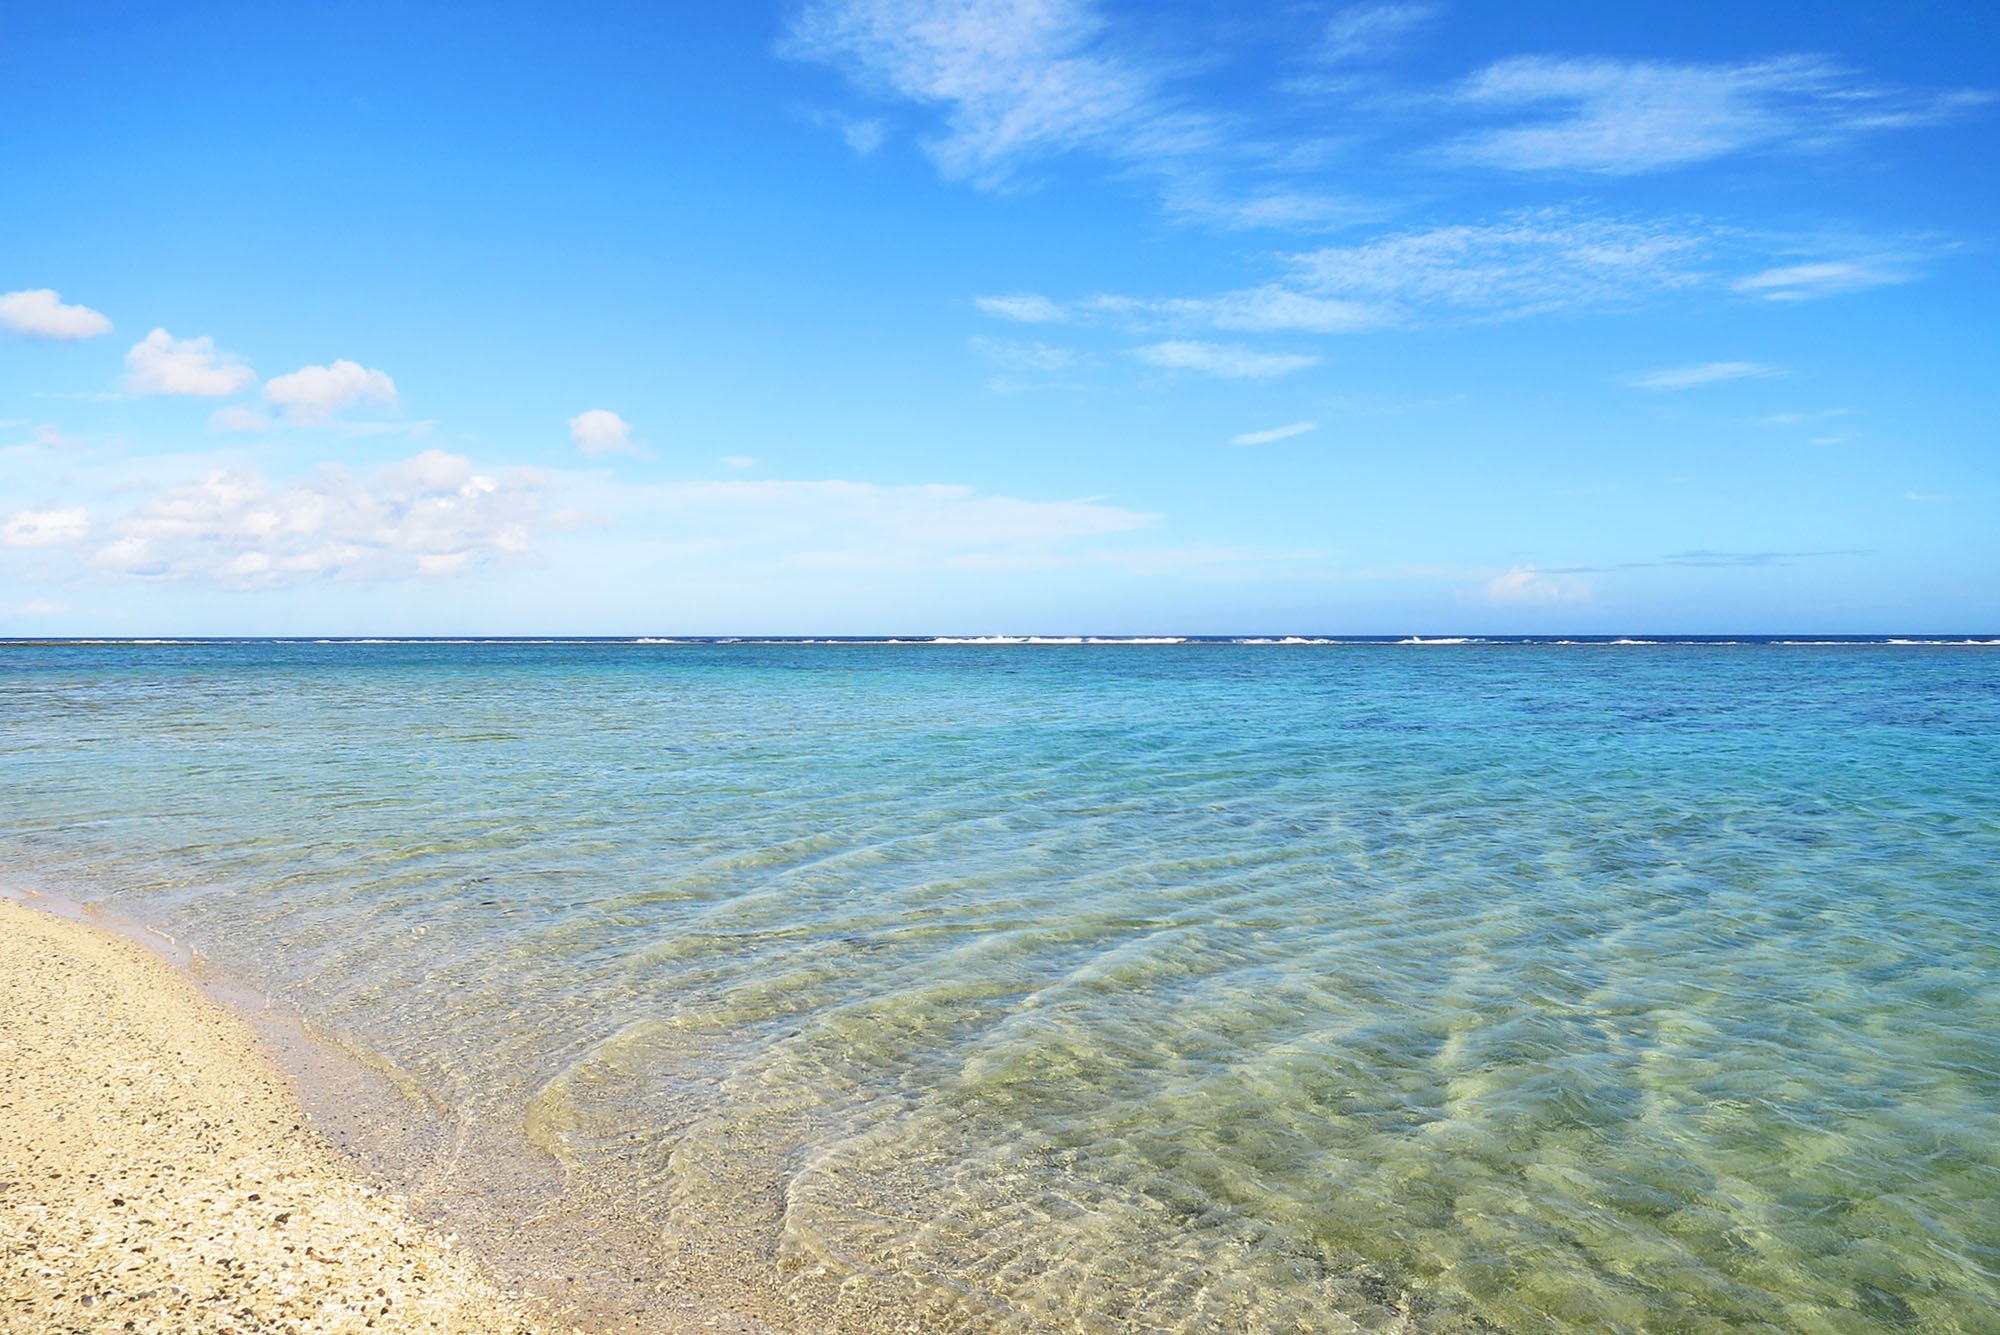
[3,641,1997,1334]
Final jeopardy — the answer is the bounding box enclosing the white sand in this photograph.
[0,897,570,1335]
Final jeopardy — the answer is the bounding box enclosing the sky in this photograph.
[1,0,1994,635]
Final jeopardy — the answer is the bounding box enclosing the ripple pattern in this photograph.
[3,642,1997,1333]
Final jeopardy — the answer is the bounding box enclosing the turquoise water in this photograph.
[3,641,1997,1333]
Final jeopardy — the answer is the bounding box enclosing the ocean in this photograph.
[3,638,1996,1333]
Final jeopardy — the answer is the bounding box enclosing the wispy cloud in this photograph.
[1319,3,1436,65]
[975,293,1069,322]
[779,0,1207,187]
[1732,258,1913,300]
[970,336,1085,372]
[1,289,112,340]
[1230,421,1318,446]
[588,475,1157,570]
[124,329,256,397]
[1660,548,1866,566]
[12,423,85,450]
[1764,409,1850,426]
[1629,361,1785,390]
[1133,340,1317,378]
[209,406,274,432]
[1284,209,1708,318]
[810,108,889,154]
[1049,208,1715,335]
[1448,55,1987,174]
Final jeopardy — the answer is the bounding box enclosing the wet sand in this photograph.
[0,897,564,1335]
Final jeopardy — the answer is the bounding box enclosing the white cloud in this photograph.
[970,336,1083,371]
[1629,361,1785,391]
[1134,341,1318,378]
[2,507,91,548]
[1285,209,1707,319]
[1058,209,1713,338]
[18,600,68,615]
[1157,183,1378,233]
[1448,55,1985,175]
[1231,421,1318,446]
[975,293,1068,322]
[780,0,1208,186]
[263,359,398,424]
[124,329,257,397]
[569,408,637,456]
[1732,259,1912,301]
[1,289,113,340]
[1195,286,1386,333]
[839,114,888,154]
[808,108,889,154]
[209,406,275,432]
[16,423,84,450]
[1485,566,1590,604]
[720,455,757,469]
[1320,3,1436,64]
[1089,287,1384,334]
[1764,409,1850,426]
[609,476,1153,568]
[87,449,548,586]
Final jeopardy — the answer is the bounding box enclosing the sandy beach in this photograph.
[0,897,561,1335]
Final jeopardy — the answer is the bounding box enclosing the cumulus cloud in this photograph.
[569,409,637,456]
[124,329,257,397]
[1629,361,1785,390]
[263,360,398,424]
[0,289,113,340]
[88,449,549,586]
[1133,340,1317,378]
[2,507,91,548]
[780,0,1208,185]
[1485,566,1590,603]
[1230,421,1318,446]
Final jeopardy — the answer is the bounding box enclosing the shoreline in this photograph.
[0,895,588,1334]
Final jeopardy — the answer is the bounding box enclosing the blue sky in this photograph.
[2,0,1993,634]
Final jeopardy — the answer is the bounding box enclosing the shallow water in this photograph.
[3,641,1997,1333]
